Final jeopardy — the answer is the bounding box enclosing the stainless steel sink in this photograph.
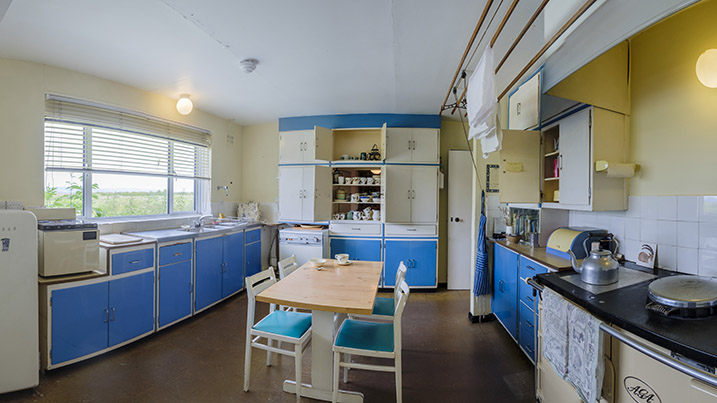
[562,267,657,294]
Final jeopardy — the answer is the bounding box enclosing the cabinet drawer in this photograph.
[329,222,382,236]
[519,316,537,361]
[384,224,437,237]
[112,248,154,275]
[159,242,192,266]
[244,228,260,244]
[518,276,538,308]
[519,299,538,331]
[519,256,548,279]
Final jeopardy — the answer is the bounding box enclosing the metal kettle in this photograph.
[568,237,620,285]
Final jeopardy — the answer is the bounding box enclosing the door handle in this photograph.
[189,282,192,293]
[104,308,109,323]
[174,252,182,257]
[111,307,116,322]
[454,217,461,222]
[129,260,141,264]
[412,190,416,199]
[408,189,411,199]
[408,139,412,150]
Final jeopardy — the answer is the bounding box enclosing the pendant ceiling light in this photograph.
[176,94,193,115]
[696,49,717,88]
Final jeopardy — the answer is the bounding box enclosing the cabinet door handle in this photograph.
[189,282,193,293]
[129,260,141,264]
[527,295,534,302]
[525,319,534,329]
[408,139,412,150]
[111,307,116,322]
[407,228,417,232]
[412,190,416,199]
[407,189,411,199]
[351,227,361,231]
[559,154,563,170]
[174,252,182,257]
[526,345,534,354]
[104,308,109,323]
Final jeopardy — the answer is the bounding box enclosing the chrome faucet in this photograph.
[193,214,214,228]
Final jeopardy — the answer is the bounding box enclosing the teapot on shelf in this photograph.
[568,235,620,285]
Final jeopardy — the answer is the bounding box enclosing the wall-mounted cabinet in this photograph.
[499,130,541,204]
[508,71,541,130]
[331,125,386,162]
[385,128,439,163]
[278,165,332,223]
[279,126,333,164]
[330,166,383,223]
[384,165,438,224]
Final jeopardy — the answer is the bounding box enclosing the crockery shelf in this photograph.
[333,184,381,187]
[333,201,381,204]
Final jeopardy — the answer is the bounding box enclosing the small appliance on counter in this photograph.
[27,207,100,277]
[546,227,608,260]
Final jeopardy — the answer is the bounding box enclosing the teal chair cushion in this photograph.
[372,296,395,316]
[335,319,394,352]
[254,310,311,339]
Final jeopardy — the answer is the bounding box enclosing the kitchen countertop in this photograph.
[491,239,573,272]
[125,222,262,243]
[536,266,717,369]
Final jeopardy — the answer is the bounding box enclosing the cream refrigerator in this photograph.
[0,210,39,393]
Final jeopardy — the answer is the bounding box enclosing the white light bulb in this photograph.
[696,49,717,88]
[176,95,193,115]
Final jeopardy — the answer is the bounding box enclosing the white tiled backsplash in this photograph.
[568,196,717,277]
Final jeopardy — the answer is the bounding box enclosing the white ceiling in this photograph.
[0,0,487,125]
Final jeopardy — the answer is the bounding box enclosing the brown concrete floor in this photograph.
[1,289,535,403]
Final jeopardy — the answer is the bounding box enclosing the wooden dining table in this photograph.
[257,259,383,403]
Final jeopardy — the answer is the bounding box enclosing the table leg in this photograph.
[282,310,363,402]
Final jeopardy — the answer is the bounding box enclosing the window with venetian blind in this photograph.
[43,95,211,218]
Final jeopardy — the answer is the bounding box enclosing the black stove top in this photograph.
[37,220,98,231]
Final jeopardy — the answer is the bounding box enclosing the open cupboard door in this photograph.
[313,126,333,162]
[499,130,541,204]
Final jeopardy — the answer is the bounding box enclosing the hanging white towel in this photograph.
[541,288,569,377]
[566,305,604,403]
[466,47,497,139]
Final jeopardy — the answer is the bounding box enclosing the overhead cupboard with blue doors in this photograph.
[280,114,441,288]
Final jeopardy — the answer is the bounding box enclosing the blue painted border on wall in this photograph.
[278,113,441,131]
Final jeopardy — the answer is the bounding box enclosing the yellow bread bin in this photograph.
[546,228,583,253]
[546,227,607,260]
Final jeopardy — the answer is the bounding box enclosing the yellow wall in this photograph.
[241,122,280,203]
[0,57,242,208]
[629,0,717,196]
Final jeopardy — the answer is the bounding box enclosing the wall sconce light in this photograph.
[696,49,717,88]
[176,94,193,115]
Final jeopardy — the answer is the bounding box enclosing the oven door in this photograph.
[612,330,717,403]
[39,229,99,276]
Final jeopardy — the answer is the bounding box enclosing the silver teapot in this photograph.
[568,238,620,285]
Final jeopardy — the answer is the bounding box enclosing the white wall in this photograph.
[0,57,243,211]
[568,196,717,277]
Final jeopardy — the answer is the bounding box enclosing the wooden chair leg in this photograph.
[332,351,340,403]
[243,336,252,392]
[266,338,272,366]
[395,353,402,403]
[294,344,302,403]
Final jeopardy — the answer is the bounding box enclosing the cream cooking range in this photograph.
[38,220,99,277]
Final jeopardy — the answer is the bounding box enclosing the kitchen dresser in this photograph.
[278,113,441,288]
[39,224,262,370]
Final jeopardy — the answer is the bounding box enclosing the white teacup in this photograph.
[366,177,374,184]
[352,177,360,184]
[335,254,349,264]
[359,177,367,185]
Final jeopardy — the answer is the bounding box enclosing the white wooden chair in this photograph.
[278,255,301,280]
[351,261,408,321]
[243,269,311,403]
[332,279,410,403]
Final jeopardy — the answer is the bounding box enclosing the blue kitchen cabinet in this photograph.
[492,243,518,339]
[51,282,109,364]
[50,270,155,365]
[108,272,155,346]
[330,238,382,262]
[244,241,261,278]
[517,255,547,362]
[158,259,192,328]
[223,232,244,298]
[244,228,262,279]
[195,236,224,311]
[384,239,437,287]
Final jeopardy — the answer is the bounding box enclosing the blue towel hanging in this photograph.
[474,191,490,296]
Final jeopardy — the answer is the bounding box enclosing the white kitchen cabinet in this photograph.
[508,71,541,130]
[499,129,542,204]
[385,128,439,163]
[279,126,333,164]
[278,166,331,223]
[385,165,438,224]
[557,107,591,206]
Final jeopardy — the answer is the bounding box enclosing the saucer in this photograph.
[337,260,351,266]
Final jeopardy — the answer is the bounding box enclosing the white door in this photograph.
[311,126,333,162]
[278,166,304,222]
[559,108,591,205]
[410,166,438,223]
[301,166,315,221]
[385,165,412,223]
[313,166,332,222]
[411,128,439,163]
[447,150,473,290]
[385,128,412,162]
[279,131,309,164]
